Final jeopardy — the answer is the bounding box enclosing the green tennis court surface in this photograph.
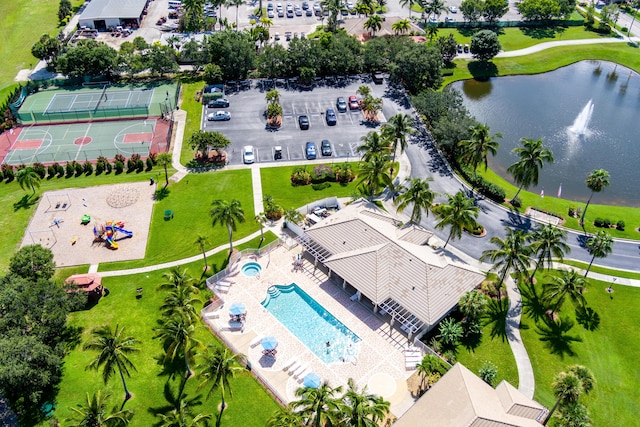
[17,82,178,124]
[1,119,171,165]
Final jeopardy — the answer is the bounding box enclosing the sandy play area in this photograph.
[21,182,155,267]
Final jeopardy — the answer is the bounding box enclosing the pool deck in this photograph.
[202,244,419,419]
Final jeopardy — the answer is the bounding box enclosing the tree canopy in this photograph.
[56,40,118,78]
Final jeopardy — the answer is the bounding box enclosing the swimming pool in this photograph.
[262,284,360,364]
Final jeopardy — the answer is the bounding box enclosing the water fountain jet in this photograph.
[569,99,594,135]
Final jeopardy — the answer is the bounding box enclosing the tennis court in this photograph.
[0,119,171,165]
[16,82,178,124]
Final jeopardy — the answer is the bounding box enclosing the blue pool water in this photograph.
[262,284,360,364]
[241,262,262,277]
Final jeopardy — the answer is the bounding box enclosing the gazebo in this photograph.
[65,273,104,301]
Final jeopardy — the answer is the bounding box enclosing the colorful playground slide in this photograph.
[106,237,118,249]
[113,226,133,238]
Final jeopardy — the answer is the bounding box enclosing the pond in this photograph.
[451,60,640,207]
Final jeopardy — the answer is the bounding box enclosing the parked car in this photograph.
[243,145,255,164]
[302,1,309,8]
[348,95,360,110]
[207,111,230,121]
[321,139,332,156]
[207,98,229,108]
[306,141,317,160]
[274,145,283,160]
[372,71,384,84]
[445,16,454,22]
[457,44,463,53]
[267,2,274,9]
[464,44,469,53]
[267,9,274,17]
[336,97,348,112]
[449,5,458,12]
[298,115,310,130]
[305,8,313,15]
[325,108,337,125]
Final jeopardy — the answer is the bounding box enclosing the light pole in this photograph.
[607,277,617,298]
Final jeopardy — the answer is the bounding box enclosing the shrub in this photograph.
[3,166,14,182]
[33,163,46,179]
[0,169,4,182]
[479,361,498,386]
[146,157,154,171]
[594,217,604,227]
[510,197,522,208]
[127,159,136,172]
[603,218,612,228]
[568,206,577,217]
[83,161,93,176]
[616,220,625,231]
[311,182,331,191]
[56,163,65,177]
[95,161,105,175]
[483,183,506,203]
[114,153,126,163]
[290,167,311,186]
[148,152,158,165]
[65,162,75,177]
[47,165,57,179]
[334,163,355,183]
[105,162,113,174]
[114,161,124,174]
[311,164,334,183]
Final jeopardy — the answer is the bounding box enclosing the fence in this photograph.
[16,105,151,125]
[3,145,153,166]
[205,239,284,290]
[435,19,585,29]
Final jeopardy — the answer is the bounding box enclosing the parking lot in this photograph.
[201,77,408,165]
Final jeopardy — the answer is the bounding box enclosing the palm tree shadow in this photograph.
[535,316,582,358]
[148,380,204,422]
[13,194,39,211]
[483,297,510,342]
[575,306,600,331]
[520,281,550,323]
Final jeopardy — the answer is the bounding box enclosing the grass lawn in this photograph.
[0,169,171,272]
[438,25,607,52]
[455,321,519,387]
[560,260,640,280]
[98,169,256,271]
[47,234,280,427]
[519,272,640,425]
[442,42,640,87]
[474,167,640,240]
[178,80,206,165]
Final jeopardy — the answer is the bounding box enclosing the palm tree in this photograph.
[554,402,591,427]
[226,0,244,29]
[415,354,442,393]
[422,0,447,21]
[480,228,533,295]
[425,24,439,41]
[392,18,412,35]
[357,85,371,98]
[291,383,343,427]
[580,169,610,225]
[267,406,304,426]
[506,137,554,201]
[529,224,570,283]
[381,113,416,160]
[84,325,140,403]
[457,123,501,175]
[154,315,202,378]
[567,365,595,395]
[16,166,41,195]
[434,190,479,249]
[358,153,395,198]
[364,14,383,36]
[543,269,587,316]
[545,370,586,425]
[194,234,210,272]
[265,88,280,104]
[255,213,267,241]
[361,95,383,123]
[284,207,304,226]
[584,230,613,278]
[210,199,245,255]
[321,0,343,31]
[394,177,438,224]
[160,284,202,324]
[157,152,172,188]
[157,396,213,427]
[197,344,246,427]
[458,290,488,322]
[67,390,133,427]
[358,131,390,162]
[399,0,417,17]
[340,378,390,426]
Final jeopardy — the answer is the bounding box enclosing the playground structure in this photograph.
[93,221,133,250]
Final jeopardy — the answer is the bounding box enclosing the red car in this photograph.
[348,95,360,110]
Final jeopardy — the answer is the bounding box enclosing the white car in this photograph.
[243,145,255,164]
[449,5,458,13]
[207,111,230,121]
[445,16,454,22]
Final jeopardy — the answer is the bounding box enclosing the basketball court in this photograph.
[0,119,170,165]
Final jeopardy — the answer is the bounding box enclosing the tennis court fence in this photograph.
[15,105,151,125]
[6,145,153,166]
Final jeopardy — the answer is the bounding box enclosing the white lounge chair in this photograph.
[287,361,302,375]
[282,358,297,371]
[249,335,264,348]
[291,363,308,378]
[296,367,312,381]
[203,311,219,319]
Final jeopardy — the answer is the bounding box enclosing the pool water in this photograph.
[241,262,262,277]
[262,284,360,364]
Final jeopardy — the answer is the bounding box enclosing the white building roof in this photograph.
[394,364,547,427]
[80,0,148,20]
[303,199,483,331]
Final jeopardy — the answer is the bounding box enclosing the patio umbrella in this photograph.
[303,373,321,389]
[261,336,279,350]
[229,302,246,316]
